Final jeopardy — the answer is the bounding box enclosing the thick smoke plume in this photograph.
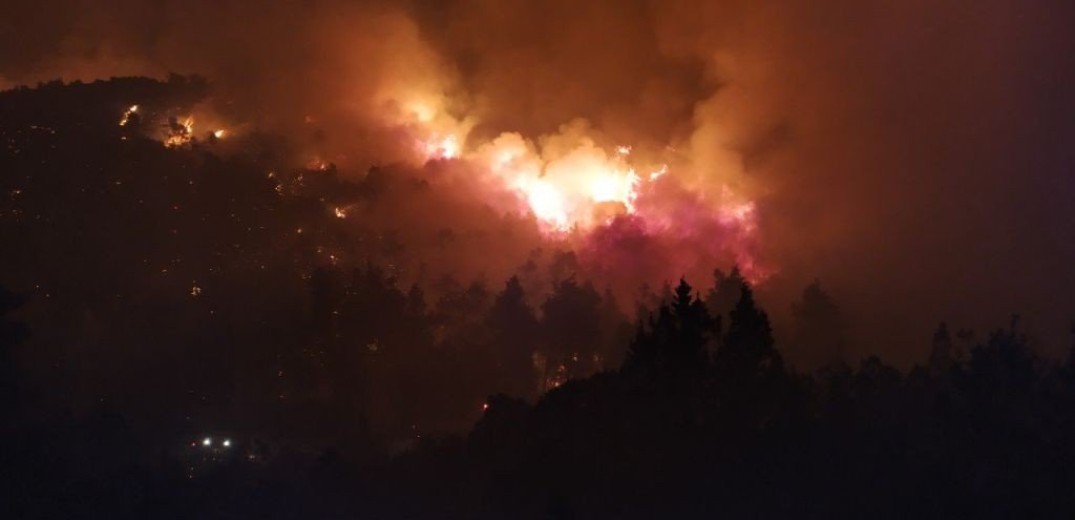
[3,0,1074,363]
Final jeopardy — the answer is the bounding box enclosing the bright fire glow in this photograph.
[362,84,761,273]
[119,105,138,126]
[422,134,460,160]
[164,117,195,148]
[517,178,568,230]
[465,131,646,232]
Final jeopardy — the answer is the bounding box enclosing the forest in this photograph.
[3,78,1074,519]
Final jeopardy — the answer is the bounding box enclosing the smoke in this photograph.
[653,0,1075,363]
[3,0,1073,365]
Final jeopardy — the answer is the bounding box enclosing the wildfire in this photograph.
[467,131,648,232]
[396,85,710,234]
[409,117,737,234]
[409,114,765,277]
[306,158,330,171]
[119,105,139,126]
[516,178,569,230]
[422,134,460,160]
[298,76,763,275]
[164,117,195,148]
[117,106,233,148]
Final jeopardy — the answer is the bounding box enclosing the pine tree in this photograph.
[597,287,631,370]
[488,276,540,396]
[669,278,714,371]
[623,278,715,377]
[541,278,603,381]
[715,282,783,383]
[791,279,846,368]
[928,322,955,378]
[488,277,536,338]
[626,319,659,374]
[705,266,746,323]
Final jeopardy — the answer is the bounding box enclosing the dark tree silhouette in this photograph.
[714,281,783,384]
[487,276,540,397]
[309,266,342,343]
[670,278,715,368]
[625,319,658,374]
[791,279,846,368]
[433,276,492,345]
[928,322,960,380]
[704,266,746,323]
[404,283,433,346]
[596,287,631,369]
[541,278,603,383]
[623,278,716,381]
[0,286,27,411]
[967,315,1038,402]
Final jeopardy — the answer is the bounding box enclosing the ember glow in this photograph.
[421,134,461,160]
[101,4,777,289]
[407,112,753,246]
[393,108,764,281]
[164,117,195,148]
[118,105,138,126]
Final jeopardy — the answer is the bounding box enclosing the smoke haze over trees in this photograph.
[3,0,1074,362]
[1,1,1074,516]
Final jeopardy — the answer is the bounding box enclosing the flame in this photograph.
[422,134,460,160]
[412,122,681,233]
[469,132,644,232]
[381,91,474,164]
[516,178,569,230]
[164,117,195,148]
[398,90,762,279]
[119,105,138,126]
[118,107,233,148]
[406,101,437,123]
